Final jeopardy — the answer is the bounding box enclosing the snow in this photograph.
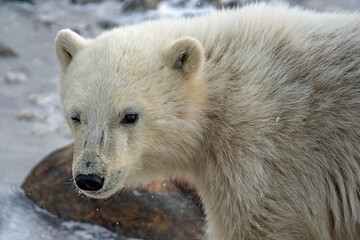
[0,187,140,240]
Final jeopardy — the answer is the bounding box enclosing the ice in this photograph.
[28,93,70,136]
[0,187,140,240]
[154,0,214,18]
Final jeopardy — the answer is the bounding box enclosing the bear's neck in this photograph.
[190,126,267,239]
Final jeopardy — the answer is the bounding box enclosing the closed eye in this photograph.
[71,116,81,123]
[69,112,81,124]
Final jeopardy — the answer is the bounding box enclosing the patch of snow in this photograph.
[26,93,70,137]
[4,71,27,84]
[0,187,141,240]
[153,0,214,18]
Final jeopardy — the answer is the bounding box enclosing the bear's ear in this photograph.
[165,37,204,77]
[55,29,89,72]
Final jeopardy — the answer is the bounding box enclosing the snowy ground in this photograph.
[0,0,359,239]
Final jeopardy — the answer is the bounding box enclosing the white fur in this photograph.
[56,3,360,239]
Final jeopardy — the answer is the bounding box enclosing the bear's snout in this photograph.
[75,174,104,191]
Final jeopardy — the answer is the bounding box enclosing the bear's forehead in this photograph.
[66,51,165,106]
[65,71,152,114]
[74,37,167,80]
[63,28,177,108]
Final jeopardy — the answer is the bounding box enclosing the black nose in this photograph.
[75,174,104,191]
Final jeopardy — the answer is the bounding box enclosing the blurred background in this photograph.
[0,0,359,239]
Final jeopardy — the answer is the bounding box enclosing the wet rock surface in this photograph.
[120,0,162,12]
[71,0,104,4]
[97,20,119,30]
[22,144,204,240]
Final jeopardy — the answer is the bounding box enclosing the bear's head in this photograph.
[55,28,207,198]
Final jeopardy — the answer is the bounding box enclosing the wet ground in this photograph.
[0,0,359,239]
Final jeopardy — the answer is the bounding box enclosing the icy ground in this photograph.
[0,0,359,239]
[0,188,133,240]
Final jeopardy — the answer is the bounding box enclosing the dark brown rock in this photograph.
[120,0,162,12]
[0,42,18,57]
[22,144,204,240]
[210,0,245,8]
[3,0,36,3]
[97,20,119,30]
[71,0,104,4]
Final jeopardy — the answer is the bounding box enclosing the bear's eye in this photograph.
[122,113,138,125]
[70,115,81,124]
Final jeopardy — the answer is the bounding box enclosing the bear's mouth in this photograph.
[79,187,113,199]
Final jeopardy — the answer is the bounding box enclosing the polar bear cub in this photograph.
[55,3,360,240]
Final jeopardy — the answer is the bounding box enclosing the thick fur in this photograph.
[55,3,360,240]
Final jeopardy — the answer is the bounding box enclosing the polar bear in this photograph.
[55,3,360,240]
